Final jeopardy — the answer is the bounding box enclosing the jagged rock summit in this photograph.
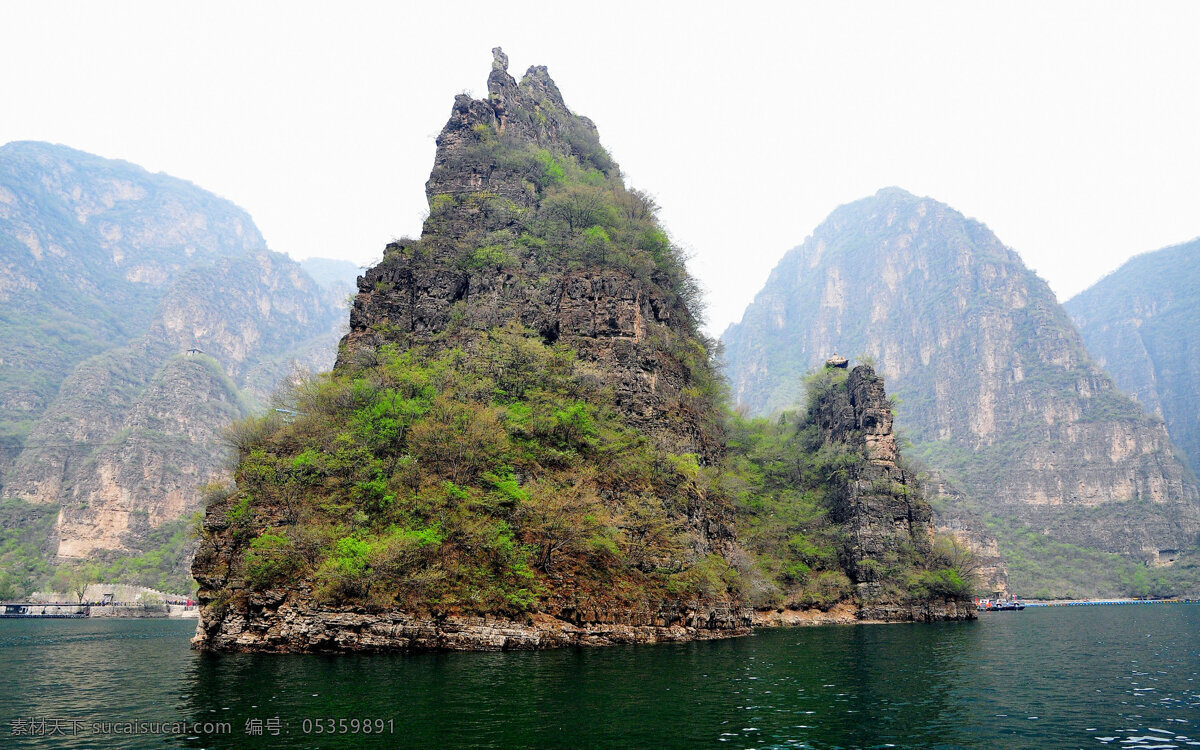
[814,364,973,621]
[339,47,720,460]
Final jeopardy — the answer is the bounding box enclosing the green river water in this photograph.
[1,605,1197,748]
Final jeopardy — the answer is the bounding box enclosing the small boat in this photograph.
[991,600,1025,611]
[975,597,1025,612]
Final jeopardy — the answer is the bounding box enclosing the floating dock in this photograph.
[0,603,87,618]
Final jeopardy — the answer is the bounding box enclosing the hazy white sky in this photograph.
[3,2,1198,334]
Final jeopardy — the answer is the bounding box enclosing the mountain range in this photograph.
[4,68,1198,613]
[0,141,353,594]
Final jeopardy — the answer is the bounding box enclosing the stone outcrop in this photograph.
[344,262,713,455]
[856,597,977,622]
[193,54,972,653]
[721,188,1200,571]
[811,364,974,619]
[814,366,931,577]
[338,48,717,460]
[195,587,749,653]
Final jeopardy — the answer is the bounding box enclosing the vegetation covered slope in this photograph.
[1065,239,1200,477]
[192,52,970,652]
[193,50,743,648]
[0,142,347,596]
[721,188,1200,597]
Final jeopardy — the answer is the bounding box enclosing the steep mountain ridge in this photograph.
[1066,239,1200,477]
[722,188,1200,592]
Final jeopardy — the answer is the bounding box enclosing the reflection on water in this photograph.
[1,607,1197,748]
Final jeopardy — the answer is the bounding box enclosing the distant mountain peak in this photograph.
[1066,237,1200,476]
[722,190,1200,587]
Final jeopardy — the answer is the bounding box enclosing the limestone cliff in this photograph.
[722,188,1200,590]
[0,141,262,477]
[4,250,345,559]
[920,474,1010,596]
[1065,239,1200,478]
[0,142,346,593]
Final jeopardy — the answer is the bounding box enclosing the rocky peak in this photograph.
[343,51,719,458]
[190,52,757,652]
[490,46,508,71]
[806,364,968,618]
[812,365,894,459]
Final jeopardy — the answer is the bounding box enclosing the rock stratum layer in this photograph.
[191,586,749,653]
[722,188,1200,574]
[193,52,969,653]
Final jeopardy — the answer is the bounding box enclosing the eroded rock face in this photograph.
[0,141,265,481]
[806,365,974,620]
[344,260,713,456]
[50,356,245,558]
[814,368,930,579]
[925,474,1011,596]
[857,597,977,622]
[338,50,718,460]
[193,586,750,654]
[1066,239,1200,479]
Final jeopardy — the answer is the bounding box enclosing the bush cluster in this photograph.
[214,324,739,615]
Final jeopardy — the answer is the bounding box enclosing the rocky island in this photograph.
[191,50,973,653]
